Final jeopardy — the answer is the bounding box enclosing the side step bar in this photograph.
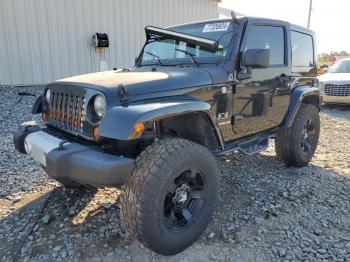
[214,135,271,156]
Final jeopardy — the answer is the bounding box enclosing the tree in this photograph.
[318,51,350,62]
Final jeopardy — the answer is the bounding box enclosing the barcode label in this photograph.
[203,22,230,33]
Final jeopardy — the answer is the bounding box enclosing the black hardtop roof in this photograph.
[289,23,315,36]
[168,16,315,36]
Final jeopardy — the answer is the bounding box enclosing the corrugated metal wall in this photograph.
[0,0,218,85]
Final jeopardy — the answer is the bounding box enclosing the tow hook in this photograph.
[58,141,70,151]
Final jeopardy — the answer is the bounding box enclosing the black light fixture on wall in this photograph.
[93,33,109,48]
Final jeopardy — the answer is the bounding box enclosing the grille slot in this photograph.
[48,91,85,133]
[324,84,350,97]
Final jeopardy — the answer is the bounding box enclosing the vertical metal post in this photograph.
[307,0,313,28]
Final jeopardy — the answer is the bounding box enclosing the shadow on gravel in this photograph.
[321,104,350,121]
[0,186,125,261]
[0,170,51,200]
[1,154,350,261]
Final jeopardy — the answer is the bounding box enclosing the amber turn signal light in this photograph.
[134,122,145,134]
[92,127,100,141]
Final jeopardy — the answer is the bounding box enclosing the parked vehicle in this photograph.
[331,55,350,64]
[14,17,320,255]
[318,58,350,104]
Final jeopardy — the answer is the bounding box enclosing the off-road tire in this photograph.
[275,103,320,167]
[120,138,219,255]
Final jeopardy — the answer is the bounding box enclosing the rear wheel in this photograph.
[120,138,219,255]
[275,103,320,167]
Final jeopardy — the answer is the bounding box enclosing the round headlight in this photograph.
[24,139,31,154]
[45,89,51,102]
[94,95,106,118]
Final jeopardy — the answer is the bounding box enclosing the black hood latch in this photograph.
[117,84,129,106]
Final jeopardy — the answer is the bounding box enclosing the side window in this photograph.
[291,31,314,67]
[245,25,285,66]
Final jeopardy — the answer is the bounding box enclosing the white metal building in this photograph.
[0,0,219,85]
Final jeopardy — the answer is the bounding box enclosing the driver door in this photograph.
[231,22,292,139]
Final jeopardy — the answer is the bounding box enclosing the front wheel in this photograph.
[120,138,219,255]
[275,103,320,167]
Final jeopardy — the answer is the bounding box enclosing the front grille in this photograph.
[48,91,85,133]
[324,84,350,96]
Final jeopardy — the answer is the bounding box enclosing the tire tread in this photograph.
[275,103,320,167]
[120,138,219,255]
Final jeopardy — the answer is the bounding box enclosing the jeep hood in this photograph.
[55,67,213,96]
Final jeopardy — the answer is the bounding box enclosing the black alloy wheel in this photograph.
[275,103,320,167]
[164,168,207,231]
[301,118,316,155]
[121,138,219,255]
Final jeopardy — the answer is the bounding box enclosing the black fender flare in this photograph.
[98,100,217,141]
[32,95,43,114]
[282,86,321,128]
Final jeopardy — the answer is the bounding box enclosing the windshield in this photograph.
[140,21,237,66]
[329,60,350,73]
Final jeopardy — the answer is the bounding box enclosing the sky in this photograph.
[219,0,349,54]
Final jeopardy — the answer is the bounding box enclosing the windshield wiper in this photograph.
[175,48,199,66]
[144,51,163,66]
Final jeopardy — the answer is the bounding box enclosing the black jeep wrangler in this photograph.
[14,17,320,255]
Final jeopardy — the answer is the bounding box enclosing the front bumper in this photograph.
[14,122,134,187]
[321,94,350,104]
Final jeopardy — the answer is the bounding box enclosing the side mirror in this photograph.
[243,49,270,69]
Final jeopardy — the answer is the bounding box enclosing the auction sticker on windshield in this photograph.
[203,22,230,33]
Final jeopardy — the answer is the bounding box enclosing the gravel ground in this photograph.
[0,86,349,262]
